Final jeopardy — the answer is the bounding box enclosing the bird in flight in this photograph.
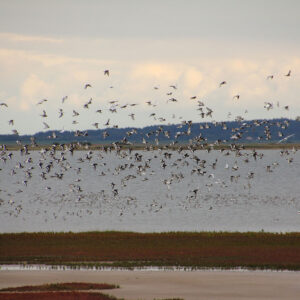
[37,99,48,105]
[104,70,110,76]
[84,98,92,109]
[285,70,291,77]
[0,102,8,107]
[219,81,226,87]
[267,75,274,80]
[73,110,79,117]
[62,96,68,103]
[58,109,64,118]
[277,134,295,144]
[264,102,273,111]
[40,110,48,118]
[232,95,240,100]
[84,83,92,89]
[43,122,50,129]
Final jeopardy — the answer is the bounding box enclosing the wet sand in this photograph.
[0,270,300,299]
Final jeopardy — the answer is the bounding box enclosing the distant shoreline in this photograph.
[2,142,300,151]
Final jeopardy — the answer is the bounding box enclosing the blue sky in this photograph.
[0,0,299,134]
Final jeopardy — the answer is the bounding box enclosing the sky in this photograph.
[0,0,300,135]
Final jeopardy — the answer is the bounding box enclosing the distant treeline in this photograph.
[0,118,299,145]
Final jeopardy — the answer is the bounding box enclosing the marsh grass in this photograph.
[0,292,122,300]
[1,231,299,270]
[0,283,118,292]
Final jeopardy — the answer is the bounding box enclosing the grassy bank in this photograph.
[1,231,300,270]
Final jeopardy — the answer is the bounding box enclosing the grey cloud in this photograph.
[0,0,299,42]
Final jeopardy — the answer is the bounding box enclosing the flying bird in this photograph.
[37,99,48,105]
[73,110,79,117]
[43,122,50,129]
[129,113,135,120]
[62,96,68,103]
[58,109,64,118]
[219,81,227,87]
[84,98,92,108]
[264,102,273,110]
[277,134,295,144]
[104,70,110,76]
[40,110,48,118]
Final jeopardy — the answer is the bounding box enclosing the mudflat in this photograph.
[1,270,300,300]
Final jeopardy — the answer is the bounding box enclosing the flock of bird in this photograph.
[0,68,299,225]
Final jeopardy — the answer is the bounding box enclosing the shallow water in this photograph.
[1,264,298,272]
[0,149,299,232]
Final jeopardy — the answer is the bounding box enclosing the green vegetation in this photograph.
[1,231,299,270]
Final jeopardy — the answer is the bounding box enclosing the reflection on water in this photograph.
[1,264,294,272]
[0,149,299,232]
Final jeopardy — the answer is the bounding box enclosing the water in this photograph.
[1,264,296,272]
[0,149,299,232]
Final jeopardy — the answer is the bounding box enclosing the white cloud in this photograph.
[0,32,63,44]
[0,34,299,134]
[130,62,181,83]
[20,74,53,110]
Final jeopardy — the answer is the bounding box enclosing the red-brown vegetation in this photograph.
[1,231,300,269]
[0,282,118,292]
[0,292,120,300]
